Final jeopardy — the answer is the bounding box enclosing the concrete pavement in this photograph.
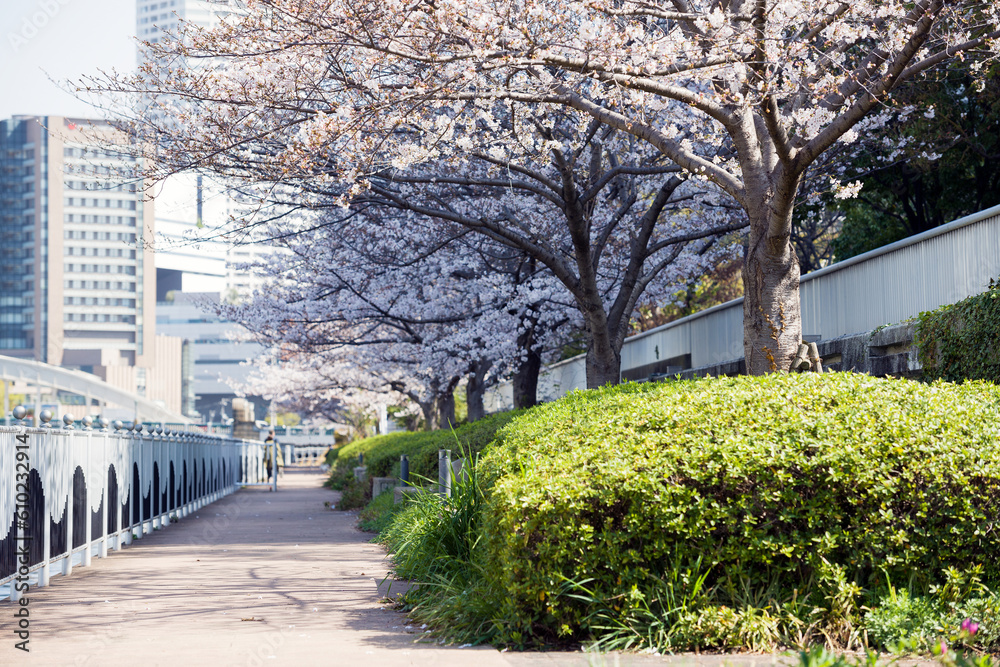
[0,469,793,667]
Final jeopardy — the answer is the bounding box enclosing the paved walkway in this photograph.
[1,469,793,667]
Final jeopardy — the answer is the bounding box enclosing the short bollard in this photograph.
[400,455,409,486]
[438,449,451,498]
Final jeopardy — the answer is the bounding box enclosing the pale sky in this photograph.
[0,0,136,121]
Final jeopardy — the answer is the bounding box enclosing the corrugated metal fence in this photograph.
[486,204,1000,409]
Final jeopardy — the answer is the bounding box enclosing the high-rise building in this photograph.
[0,115,181,413]
[156,291,265,420]
[153,173,229,298]
[136,0,227,48]
[135,0,267,300]
[132,0,269,418]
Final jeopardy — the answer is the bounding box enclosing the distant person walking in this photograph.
[263,429,285,478]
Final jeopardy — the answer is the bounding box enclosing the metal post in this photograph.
[378,403,388,435]
[82,422,92,567]
[269,400,277,492]
[39,421,50,587]
[34,381,42,427]
[138,425,148,537]
[64,425,74,576]
[11,481,24,600]
[272,440,277,492]
[438,449,451,498]
[98,425,108,557]
[400,455,409,486]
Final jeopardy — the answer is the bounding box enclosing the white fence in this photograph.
[486,203,1000,409]
[0,417,270,601]
[281,444,331,467]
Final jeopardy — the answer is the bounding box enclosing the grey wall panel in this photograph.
[799,210,1000,339]
[485,206,1000,408]
[539,357,587,400]
[621,322,692,369]
[622,206,1000,375]
[690,304,744,367]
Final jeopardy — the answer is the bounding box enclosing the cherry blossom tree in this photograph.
[219,202,583,426]
[92,72,746,388]
[82,0,998,376]
[353,110,746,386]
[221,225,487,429]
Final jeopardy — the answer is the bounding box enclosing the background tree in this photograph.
[83,0,999,377]
[831,65,1000,259]
[356,109,747,387]
[219,212,502,429]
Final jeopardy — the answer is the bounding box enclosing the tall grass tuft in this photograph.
[380,447,504,645]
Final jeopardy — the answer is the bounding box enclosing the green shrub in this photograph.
[358,488,401,533]
[336,474,371,510]
[471,373,1000,647]
[382,453,486,582]
[324,447,339,467]
[330,410,524,482]
[865,571,1000,653]
[796,645,1000,667]
[917,276,1000,383]
[865,589,949,650]
[324,463,354,491]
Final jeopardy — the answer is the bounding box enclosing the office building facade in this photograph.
[0,115,181,412]
[156,291,265,420]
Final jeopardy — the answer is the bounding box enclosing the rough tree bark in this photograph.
[465,358,491,422]
[435,376,461,429]
[584,332,622,388]
[417,398,438,431]
[512,348,541,409]
[742,221,802,374]
[436,391,456,430]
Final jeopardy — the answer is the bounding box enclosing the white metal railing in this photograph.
[281,444,331,467]
[0,410,271,601]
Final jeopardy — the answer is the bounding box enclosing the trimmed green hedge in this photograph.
[331,409,525,481]
[471,373,1000,645]
[918,277,1000,383]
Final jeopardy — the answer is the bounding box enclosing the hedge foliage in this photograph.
[917,276,1000,383]
[470,373,1000,645]
[331,409,524,481]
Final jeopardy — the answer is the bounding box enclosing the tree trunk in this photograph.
[585,342,621,388]
[418,399,438,431]
[742,221,802,374]
[437,390,456,430]
[466,359,489,422]
[512,348,541,409]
